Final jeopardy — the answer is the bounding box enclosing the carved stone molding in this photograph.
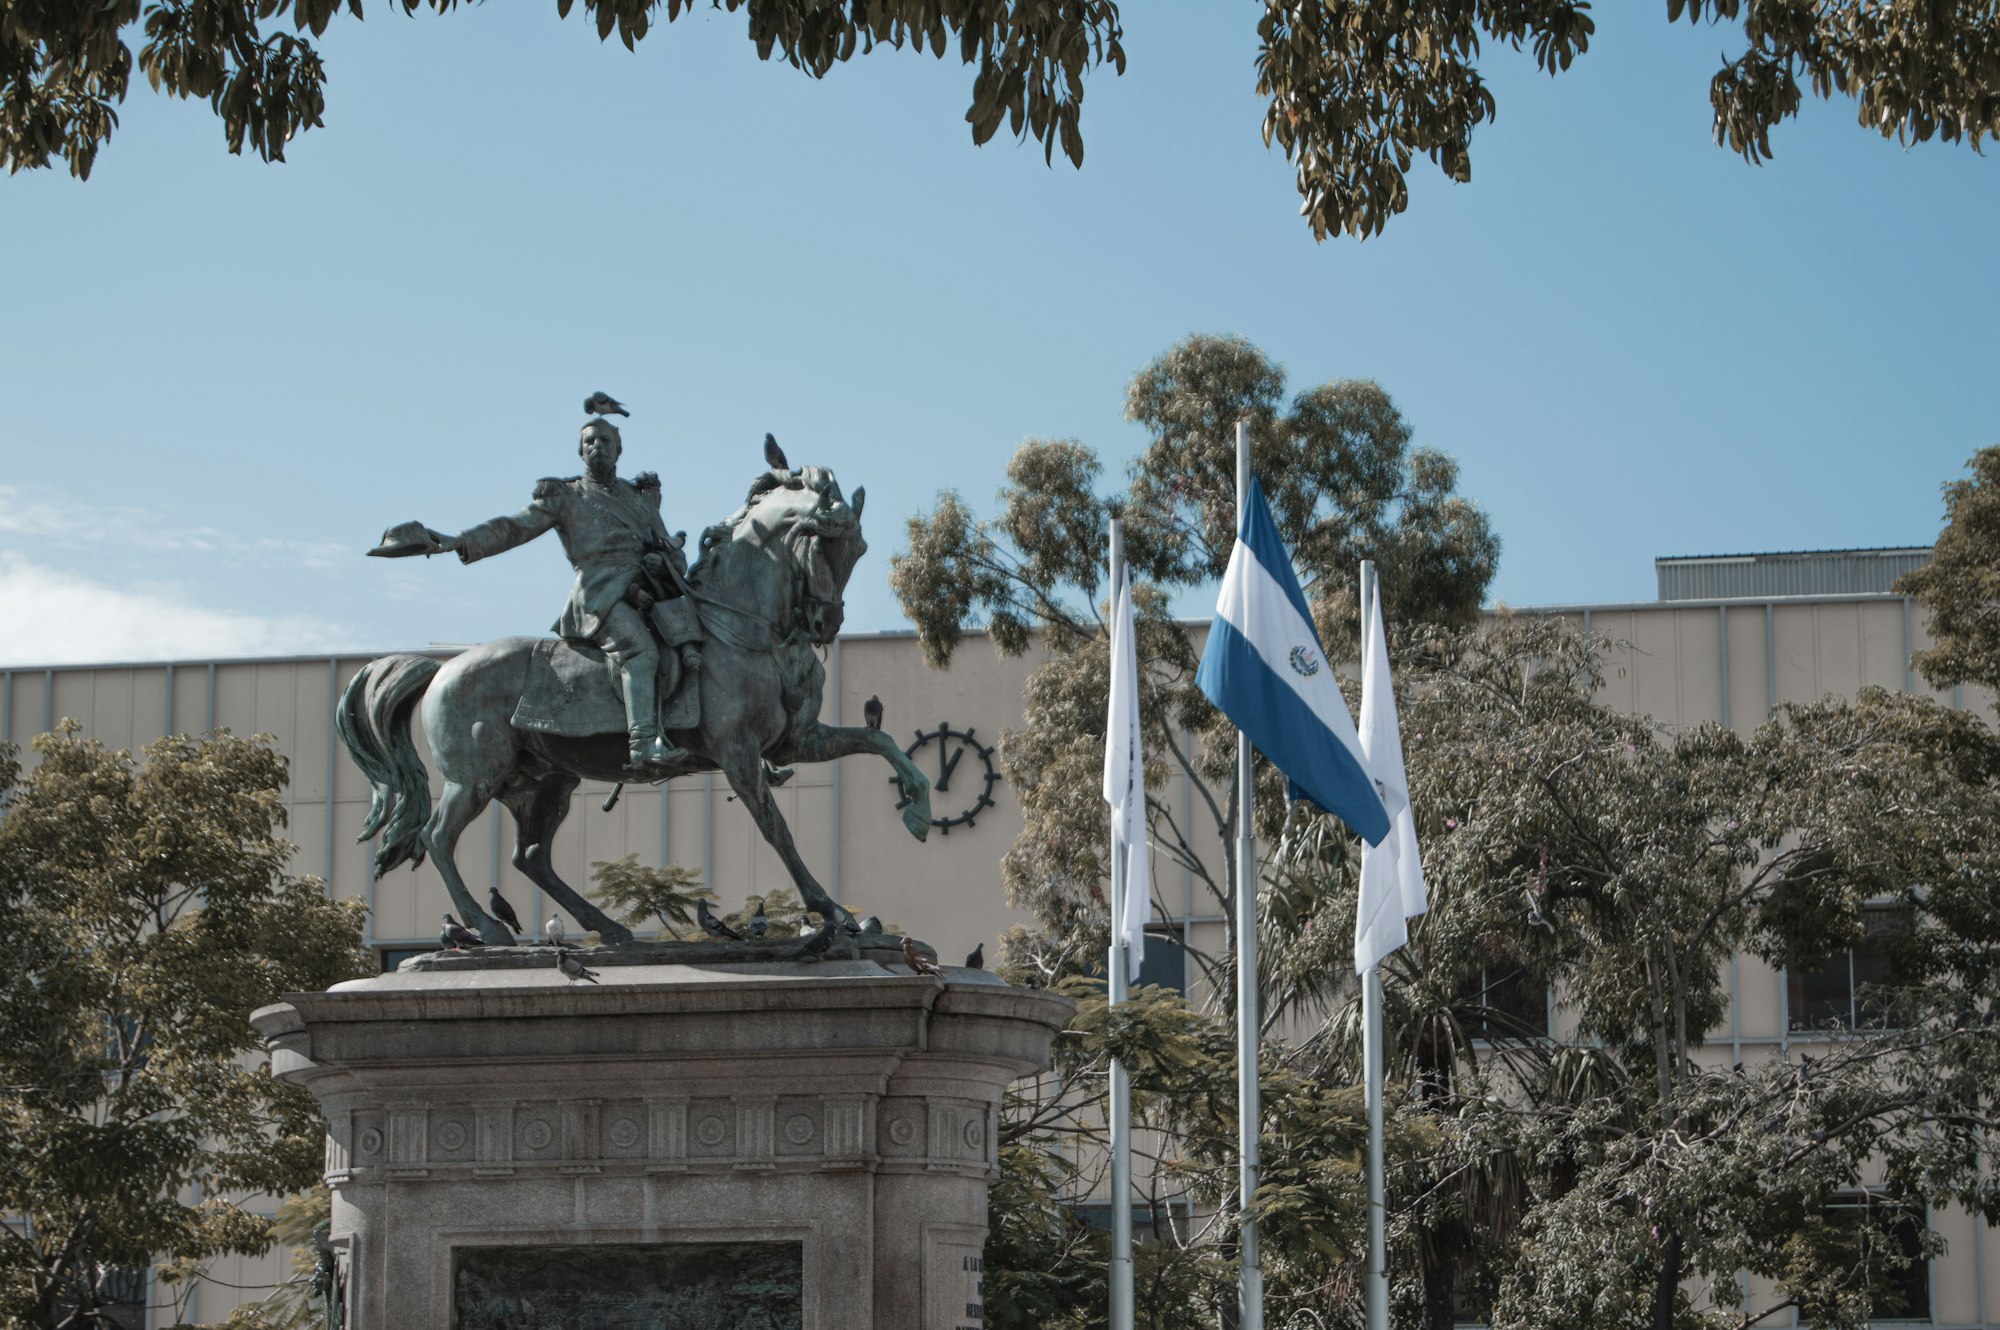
[253,958,1070,1330]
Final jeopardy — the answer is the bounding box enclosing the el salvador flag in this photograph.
[1196,476,1391,846]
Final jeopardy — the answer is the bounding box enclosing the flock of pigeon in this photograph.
[437,887,982,983]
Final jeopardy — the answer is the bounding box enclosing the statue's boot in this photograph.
[621,661,683,770]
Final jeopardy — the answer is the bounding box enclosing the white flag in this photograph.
[1355,575,1427,974]
[1102,569,1150,983]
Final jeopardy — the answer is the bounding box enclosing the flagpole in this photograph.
[1359,559,1389,1330]
[1108,518,1135,1330]
[1235,420,1264,1330]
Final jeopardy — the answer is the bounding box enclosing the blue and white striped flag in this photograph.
[1196,476,1390,846]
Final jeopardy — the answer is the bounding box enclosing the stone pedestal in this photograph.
[252,951,1070,1330]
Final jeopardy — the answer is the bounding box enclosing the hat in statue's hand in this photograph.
[368,521,449,558]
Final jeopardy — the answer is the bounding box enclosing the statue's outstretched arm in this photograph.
[453,493,561,566]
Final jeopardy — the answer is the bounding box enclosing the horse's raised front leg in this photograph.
[421,782,514,945]
[780,724,932,842]
[718,741,853,928]
[498,772,635,945]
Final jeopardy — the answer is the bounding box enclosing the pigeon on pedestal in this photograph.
[488,887,523,936]
[547,914,567,949]
[796,915,839,961]
[558,950,601,984]
[902,937,943,977]
[748,900,769,939]
[964,943,985,970]
[698,899,742,941]
[440,914,482,950]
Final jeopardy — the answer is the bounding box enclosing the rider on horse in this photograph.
[433,416,700,772]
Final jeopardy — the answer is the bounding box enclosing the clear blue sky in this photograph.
[1,3,1994,665]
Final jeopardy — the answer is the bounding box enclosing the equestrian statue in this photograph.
[336,400,932,944]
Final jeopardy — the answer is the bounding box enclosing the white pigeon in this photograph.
[547,914,567,948]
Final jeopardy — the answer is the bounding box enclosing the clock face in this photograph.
[891,723,1002,833]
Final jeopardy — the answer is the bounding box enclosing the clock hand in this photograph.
[937,740,965,792]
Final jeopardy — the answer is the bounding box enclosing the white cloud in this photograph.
[0,484,349,570]
[0,554,346,666]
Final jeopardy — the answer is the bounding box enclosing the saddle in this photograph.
[511,597,702,739]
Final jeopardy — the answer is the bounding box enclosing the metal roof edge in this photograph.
[1655,547,1931,564]
[1500,592,1910,615]
[0,592,1924,674]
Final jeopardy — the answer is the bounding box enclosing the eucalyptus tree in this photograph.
[0,728,370,1330]
[892,331,1497,979]
[9,1,1997,240]
[897,332,1495,1326]
[1899,445,2000,695]
[955,579,2000,1328]
[1298,615,2000,1330]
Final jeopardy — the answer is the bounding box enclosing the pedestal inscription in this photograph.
[453,1241,802,1330]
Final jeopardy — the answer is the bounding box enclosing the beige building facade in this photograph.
[6,547,1994,1326]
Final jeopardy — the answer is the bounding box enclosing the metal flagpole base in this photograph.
[1364,965,1388,1330]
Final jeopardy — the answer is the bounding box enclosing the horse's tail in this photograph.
[335,653,440,876]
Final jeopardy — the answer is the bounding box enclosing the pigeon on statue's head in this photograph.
[583,391,629,417]
[764,432,790,472]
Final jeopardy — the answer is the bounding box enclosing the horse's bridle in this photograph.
[688,493,853,653]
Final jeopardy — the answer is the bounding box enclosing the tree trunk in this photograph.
[1424,1242,1459,1330]
[1652,1231,1684,1330]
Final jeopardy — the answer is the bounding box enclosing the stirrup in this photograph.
[627,733,681,771]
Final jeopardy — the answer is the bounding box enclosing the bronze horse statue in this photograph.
[336,465,931,944]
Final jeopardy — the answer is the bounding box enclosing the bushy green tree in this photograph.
[216,1186,331,1330]
[1367,615,2000,1330]
[588,858,823,940]
[1899,445,2000,694]
[895,333,1495,1323]
[0,727,370,1330]
[901,359,2000,1327]
[893,333,1497,978]
[8,1,1997,238]
[590,854,715,938]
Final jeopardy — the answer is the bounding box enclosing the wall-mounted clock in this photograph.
[891,723,1001,834]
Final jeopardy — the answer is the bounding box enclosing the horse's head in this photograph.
[704,466,868,647]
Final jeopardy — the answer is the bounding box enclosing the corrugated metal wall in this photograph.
[1656,549,1931,601]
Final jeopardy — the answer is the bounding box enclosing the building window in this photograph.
[1134,929,1188,996]
[1458,962,1549,1039]
[56,1265,146,1330]
[1788,907,1912,1032]
[1088,929,1189,997]
[378,947,431,973]
[1824,1193,1929,1322]
[1071,1200,1189,1239]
